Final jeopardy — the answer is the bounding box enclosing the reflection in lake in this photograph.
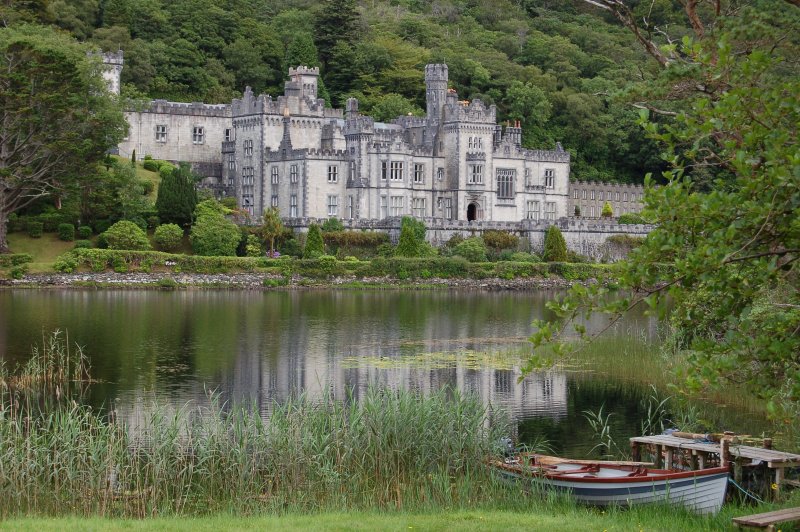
[0,289,765,457]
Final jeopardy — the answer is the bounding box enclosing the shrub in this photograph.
[323,231,389,258]
[618,212,647,224]
[10,264,28,279]
[77,226,93,239]
[126,216,148,232]
[317,254,338,275]
[96,232,109,249]
[542,225,567,262]
[245,234,262,257]
[156,163,197,227]
[38,212,65,232]
[395,217,427,257]
[139,179,155,195]
[53,253,78,273]
[27,221,43,238]
[105,220,151,251]
[142,159,161,172]
[190,212,241,256]
[157,277,178,288]
[93,219,113,234]
[303,224,324,259]
[482,230,518,252]
[57,223,75,242]
[153,223,184,251]
[376,242,394,257]
[7,213,19,232]
[112,256,128,273]
[601,201,613,218]
[220,196,238,210]
[453,237,488,262]
[0,253,32,267]
[73,240,93,249]
[147,215,161,229]
[280,238,303,258]
[321,218,344,232]
[505,251,541,263]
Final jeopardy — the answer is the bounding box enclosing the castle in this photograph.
[114,59,644,224]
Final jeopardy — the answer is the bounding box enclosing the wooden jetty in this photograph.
[629,434,800,498]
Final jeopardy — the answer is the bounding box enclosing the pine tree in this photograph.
[156,163,198,227]
[543,225,567,262]
[303,223,324,258]
[314,0,359,67]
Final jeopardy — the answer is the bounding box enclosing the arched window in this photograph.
[497,169,515,199]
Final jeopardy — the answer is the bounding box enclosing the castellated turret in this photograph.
[425,64,448,121]
[285,66,320,100]
[100,50,123,95]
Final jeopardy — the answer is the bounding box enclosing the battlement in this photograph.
[140,99,231,117]
[344,116,375,135]
[519,148,571,163]
[393,116,428,128]
[101,50,124,65]
[424,64,448,81]
[443,98,496,124]
[571,179,644,190]
[289,66,320,77]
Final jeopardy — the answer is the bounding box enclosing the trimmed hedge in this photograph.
[27,221,43,238]
[55,249,271,274]
[0,253,33,267]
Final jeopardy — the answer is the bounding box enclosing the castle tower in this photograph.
[285,66,320,100]
[101,50,123,95]
[425,64,448,121]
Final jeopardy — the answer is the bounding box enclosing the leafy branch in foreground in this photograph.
[525,14,799,417]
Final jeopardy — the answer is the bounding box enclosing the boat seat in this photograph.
[627,467,648,477]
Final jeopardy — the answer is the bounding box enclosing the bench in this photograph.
[733,508,800,531]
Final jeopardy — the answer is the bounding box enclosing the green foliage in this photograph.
[153,223,184,252]
[73,239,93,249]
[482,230,519,253]
[220,196,238,210]
[542,226,567,262]
[27,222,43,239]
[617,213,646,224]
[260,208,284,256]
[0,253,33,267]
[155,163,197,227]
[395,217,427,258]
[104,220,151,251]
[601,202,613,218]
[245,234,262,257]
[57,223,75,242]
[0,25,126,252]
[9,264,28,279]
[323,231,389,259]
[321,217,344,232]
[190,210,240,257]
[77,226,93,239]
[303,224,325,259]
[453,237,488,263]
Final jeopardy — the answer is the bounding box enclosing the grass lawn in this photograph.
[0,507,750,532]
[7,232,76,273]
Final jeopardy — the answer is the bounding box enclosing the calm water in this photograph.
[0,289,768,457]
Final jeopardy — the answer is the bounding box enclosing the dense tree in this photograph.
[395,216,425,257]
[314,0,361,67]
[303,223,324,258]
[0,25,127,253]
[259,207,284,257]
[154,223,184,251]
[155,164,197,228]
[104,220,151,250]
[190,200,240,256]
[542,225,566,262]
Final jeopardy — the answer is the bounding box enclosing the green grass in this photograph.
[7,233,77,272]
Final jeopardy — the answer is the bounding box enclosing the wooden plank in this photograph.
[732,507,800,528]
[534,455,654,467]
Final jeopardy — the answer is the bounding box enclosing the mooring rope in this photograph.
[727,477,766,504]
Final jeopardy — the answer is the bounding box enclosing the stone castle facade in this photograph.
[114,60,644,225]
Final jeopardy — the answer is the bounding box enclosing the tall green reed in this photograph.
[0,386,532,517]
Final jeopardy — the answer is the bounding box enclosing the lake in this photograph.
[0,289,768,457]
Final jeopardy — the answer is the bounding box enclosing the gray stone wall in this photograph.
[568,180,645,218]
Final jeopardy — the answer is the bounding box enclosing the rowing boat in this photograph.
[492,453,729,515]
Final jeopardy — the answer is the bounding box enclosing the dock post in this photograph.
[774,467,784,499]
[665,449,674,469]
[631,441,640,462]
[721,438,730,467]
[734,459,743,484]
[690,450,698,470]
[655,445,663,468]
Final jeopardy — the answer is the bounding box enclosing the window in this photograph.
[544,168,555,188]
[271,167,279,184]
[380,195,387,219]
[290,164,298,183]
[524,168,531,186]
[468,164,483,184]
[390,195,403,216]
[623,192,628,202]
[192,126,204,144]
[590,206,596,217]
[241,167,255,213]
[347,196,354,219]
[381,161,388,180]
[437,167,444,181]
[496,169,515,199]
[443,198,452,219]
[545,202,556,220]
[468,137,473,149]
[573,189,578,199]
[244,139,253,156]
[582,190,587,200]
[327,195,339,216]
[390,161,404,181]
[412,198,425,217]
[271,195,278,208]
[615,192,620,201]
[591,190,595,200]
[155,125,167,143]
[413,163,424,184]
[598,191,604,201]
[227,154,235,171]
[468,136,482,149]
[224,128,233,142]
[290,195,298,217]
[526,200,540,220]
[327,165,338,183]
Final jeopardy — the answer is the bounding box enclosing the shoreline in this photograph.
[3,272,584,290]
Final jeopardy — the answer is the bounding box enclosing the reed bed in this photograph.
[0,386,531,518]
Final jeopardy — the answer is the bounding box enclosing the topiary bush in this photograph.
[190,211,240,256]
[154,223,184,252]
[57,223,75,242]
[395,217,425,257]
[453,237,488,262]
[303,223,324,259]
[601,201,613,218]
[542,225,567,262]
[77,226,93,239]
[73,239,93,249]
[27,221,43,238]
[105,220,152,250]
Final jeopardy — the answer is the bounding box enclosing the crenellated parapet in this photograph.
[344,116,375,136]
[443,98,496,124]
[571,179,644,191]
[137,99,231,117]
[519,148,571,163]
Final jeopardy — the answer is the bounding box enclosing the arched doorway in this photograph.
[467,202,478,221]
